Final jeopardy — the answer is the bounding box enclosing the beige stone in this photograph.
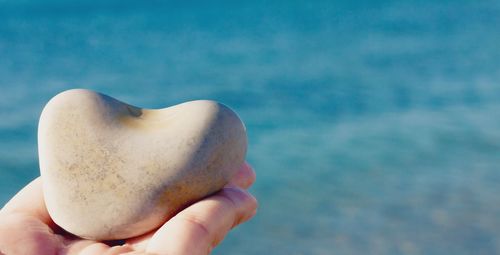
[38,89,247,240]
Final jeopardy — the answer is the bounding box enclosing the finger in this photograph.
[127,162,257,250]
[126,187,258,251]
[145,187,257,255]
[227,162,256,189]
[0,177,54,227]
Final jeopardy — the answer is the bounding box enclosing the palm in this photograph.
[1,212,134,254]
[0,163,257,255]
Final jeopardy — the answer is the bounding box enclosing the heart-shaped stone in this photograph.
[38,89,247,240]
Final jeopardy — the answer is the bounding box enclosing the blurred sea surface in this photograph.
[1,1,500,254]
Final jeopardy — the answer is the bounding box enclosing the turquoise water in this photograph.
[1,1,500,254]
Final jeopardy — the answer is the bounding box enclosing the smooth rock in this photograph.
[38,89,247,240]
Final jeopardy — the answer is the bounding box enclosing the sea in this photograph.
[1,1,500,254]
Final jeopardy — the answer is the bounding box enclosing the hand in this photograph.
[0,163,257,255]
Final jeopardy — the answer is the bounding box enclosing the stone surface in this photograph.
[38,89,247,240]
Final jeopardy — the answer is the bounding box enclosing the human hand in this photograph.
[0,163,257,255]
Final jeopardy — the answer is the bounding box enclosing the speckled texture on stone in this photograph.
[38,89,247,240]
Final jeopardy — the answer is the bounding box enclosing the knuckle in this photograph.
[178,213,212,238]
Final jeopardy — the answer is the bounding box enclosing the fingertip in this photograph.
[222,186,256,205]
[244,162,257,184]
[220,187,258,224]
[228,162,256,189]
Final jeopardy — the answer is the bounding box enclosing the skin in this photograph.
[0,163,257,255]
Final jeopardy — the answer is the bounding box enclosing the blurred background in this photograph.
[1,0,500,254]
